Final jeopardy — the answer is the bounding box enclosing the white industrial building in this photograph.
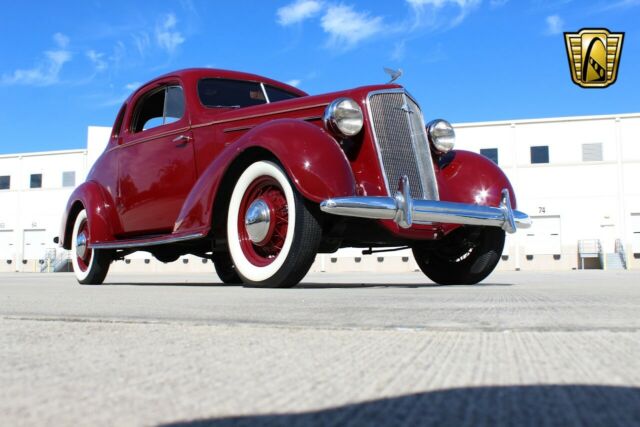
[1,112,639,274]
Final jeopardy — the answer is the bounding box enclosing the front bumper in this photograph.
[319,176,531,234]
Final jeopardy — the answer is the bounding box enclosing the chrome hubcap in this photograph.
[76,233,87,259]
[245,199,271,244]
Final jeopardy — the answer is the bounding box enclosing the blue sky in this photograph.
[0,0,638,154]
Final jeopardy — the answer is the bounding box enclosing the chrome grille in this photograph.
[367,90,439,201]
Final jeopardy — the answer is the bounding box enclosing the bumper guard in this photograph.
[319,176,531,234]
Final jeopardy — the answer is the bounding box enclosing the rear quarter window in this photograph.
[265,85,299,102]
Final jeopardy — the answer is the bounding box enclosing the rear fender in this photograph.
[174,119,356,234]
[59,181,120,249]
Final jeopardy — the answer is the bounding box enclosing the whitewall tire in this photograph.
[71,209,111,285]
[226,160,321,288]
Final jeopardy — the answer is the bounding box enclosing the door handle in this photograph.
[173,135,192,146]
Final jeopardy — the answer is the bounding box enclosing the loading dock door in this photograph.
[525,216,562,255]
[23,229,47,260]
[0,230,15,261]
[632,213,640,255]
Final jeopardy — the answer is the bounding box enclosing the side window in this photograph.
[265,85,299,102]
[164,86,185,125]
[198,78,267,108]
[30,174,42,189]
[480,148,499,164]
[0,175,9,190]
[530,146,549,164]
[582,143,603,162]
[132,85,184,133]
[62,171,76,187]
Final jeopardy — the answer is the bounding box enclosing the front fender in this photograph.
[435,150,517,209]
[59,181,120,249]
[174,119,356,234]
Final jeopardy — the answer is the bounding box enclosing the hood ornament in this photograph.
[383,67,403,83]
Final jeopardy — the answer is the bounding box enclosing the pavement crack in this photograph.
[2,316,639,334]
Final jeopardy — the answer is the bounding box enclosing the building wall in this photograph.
[0,150,87,271]
[0,126,111,272]
[1,115,638,274]
[455,113,640,270]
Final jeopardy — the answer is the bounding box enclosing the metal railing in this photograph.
[578,239,602,255]
[40,250,71,273]
[614,238,627,270]
[577,239,602,269]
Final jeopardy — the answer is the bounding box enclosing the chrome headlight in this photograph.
[426,119,455,154]
[323,98,364,137]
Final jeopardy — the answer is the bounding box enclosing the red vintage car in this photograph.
[57,68,530,287]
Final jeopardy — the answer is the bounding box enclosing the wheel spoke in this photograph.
[237,175,289,267]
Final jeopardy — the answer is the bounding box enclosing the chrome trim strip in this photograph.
[406,95,440,201]
[108,126,192,152]
[320,176,531,234]
[260,82,271,103]
[222,116,322,133]
[90,232,207,250]
[365,88,403,197]
[403,92,431,199]
[224,125,255,133]
[301,115,323,122]
[191,103,330,129]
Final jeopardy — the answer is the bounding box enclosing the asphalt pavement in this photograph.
[1,270,639,426]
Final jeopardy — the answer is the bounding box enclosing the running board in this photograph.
[90,231,207,250]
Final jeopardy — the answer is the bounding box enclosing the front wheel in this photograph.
[226,160,322,288]
[212,251,242,284]
[412,226,505,285]
[71,209,111,285]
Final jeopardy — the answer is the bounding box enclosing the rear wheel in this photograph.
[412,226,505,285]
[226,160,321,288]
[71,209,111,285]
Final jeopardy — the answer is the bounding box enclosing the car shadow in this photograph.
[103,282,514,288]
[297,282,514,289]
[159,384,640,427]
[105,282,243,287]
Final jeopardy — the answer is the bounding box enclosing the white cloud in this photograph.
[286,79,301,87]
[277,0,323,25]
[109,41,126,69]
[321,5,384,49]
[53,32,70,48]
[125,82,141,91]
[86,50,107,72]
[132,32,151,57]
[1,33,72,86]
[391,40,407,61]
[156,13,185,53]
[545,14,564,35]
[406,0,481,28]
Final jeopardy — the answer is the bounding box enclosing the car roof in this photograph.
[134,68,308,98]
